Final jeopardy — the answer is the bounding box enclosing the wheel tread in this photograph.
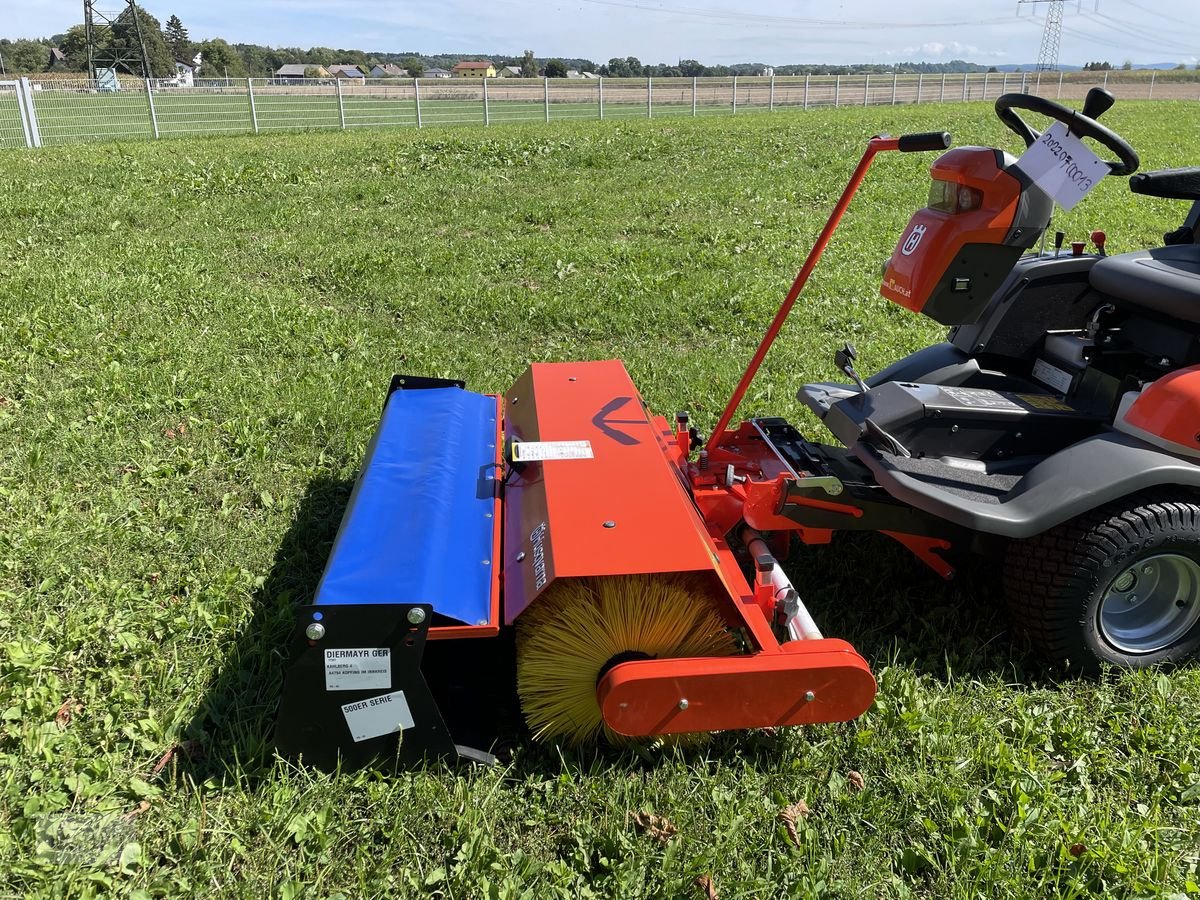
[1004,491,1200,673]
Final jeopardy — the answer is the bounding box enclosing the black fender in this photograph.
[856,430,1200,539]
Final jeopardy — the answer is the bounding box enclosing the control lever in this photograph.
[1091,230,1107,257]
[835,342,869,393]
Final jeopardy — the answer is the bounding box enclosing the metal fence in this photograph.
[3,70,1198,150]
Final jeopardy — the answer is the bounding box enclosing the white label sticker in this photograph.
[512,440,594,462]
[340,690,415,742]
[1012,121,1108,212]
[1032,358,1074,394]
[941,387,1023,410]
[324,648,392,691]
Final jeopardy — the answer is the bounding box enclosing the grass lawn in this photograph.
[1,102,1199,898]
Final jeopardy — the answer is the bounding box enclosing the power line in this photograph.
[575,0,1018,32]
[1090,11,1200,53]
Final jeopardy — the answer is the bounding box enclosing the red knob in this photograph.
[1090,230,1106,248]
[1071,241,1086,256]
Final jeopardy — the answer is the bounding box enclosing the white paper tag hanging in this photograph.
[1012,121,1108,211]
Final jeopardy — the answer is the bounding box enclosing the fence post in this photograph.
[247,78,259,133]
[891,70,898,105]
[917,73,923,102]
[730,74,736,113]
[1103,70,1109,88]
[647,75,653,118]
[335,77,346,129]
[1020,72,1027,94]
[961,73,968,102]
[863,74,869,106]
[983,71,989,99]
[769,74,775,111]
[1035,71,1042,95]
[804,73,809,109]
[599,76,604,120]
[144,78,160,139]
[1148,70,1155,99]
[14,79,34,148]
[692,76,697,116]
[544,77,550,123]
[834,74,840,107]
[414,78,422,128]
[482,76,489,125]
[17,78,41,148]
[939,72,946,102]
[1057,70,1064,99]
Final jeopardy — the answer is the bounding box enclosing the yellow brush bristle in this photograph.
[516,574,735,745]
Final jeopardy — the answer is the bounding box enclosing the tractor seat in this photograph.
[1089,244,1200,324]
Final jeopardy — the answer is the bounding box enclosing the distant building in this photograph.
[275,63,329,79]
[48,48,67,69]
[452,60,496,78]
[329,64,366,79]
[369,64,408,78]
[497,66,523,78]
[565,70,584,79]
[581,71,599,79]
[172,59,198,87]
[424,67,452,79]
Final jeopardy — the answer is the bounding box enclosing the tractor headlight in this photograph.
[927,179,982,214]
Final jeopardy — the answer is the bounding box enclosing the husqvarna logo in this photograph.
[901,224,927,256]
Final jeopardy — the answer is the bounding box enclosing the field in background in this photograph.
[1,103,1199,897]
[3,69,1199,150]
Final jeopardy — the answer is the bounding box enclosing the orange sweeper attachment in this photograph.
[273,130,956,769]
[281,89,1200,767]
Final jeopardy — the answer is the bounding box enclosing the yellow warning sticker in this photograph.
[1016,393,1072,411]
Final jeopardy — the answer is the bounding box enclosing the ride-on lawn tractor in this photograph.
[275,89,1200,768]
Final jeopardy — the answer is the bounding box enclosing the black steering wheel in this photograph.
[995,89,1139,176]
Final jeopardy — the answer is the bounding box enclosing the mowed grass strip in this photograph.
[1,103,1198,898]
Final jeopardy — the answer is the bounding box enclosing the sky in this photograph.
[10,0,1200,67]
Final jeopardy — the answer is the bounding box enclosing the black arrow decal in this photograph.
[592,396,645,446]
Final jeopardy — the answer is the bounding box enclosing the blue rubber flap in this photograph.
[315,386,498,627]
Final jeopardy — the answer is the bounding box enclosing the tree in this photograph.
[401,55,423,77]
[678,59,706,77]
[6,39,49,73]
[58,25,89,71]
[111,4,174,76]
[520,48,537,77]
[198,38,246,77]
[543,58,567,78]
[605,57,631,77]
[163,14,190,61]
[1122,59,1133,70]
[625,56,644,77]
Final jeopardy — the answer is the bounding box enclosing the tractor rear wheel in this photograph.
[1004,495,1200,674]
